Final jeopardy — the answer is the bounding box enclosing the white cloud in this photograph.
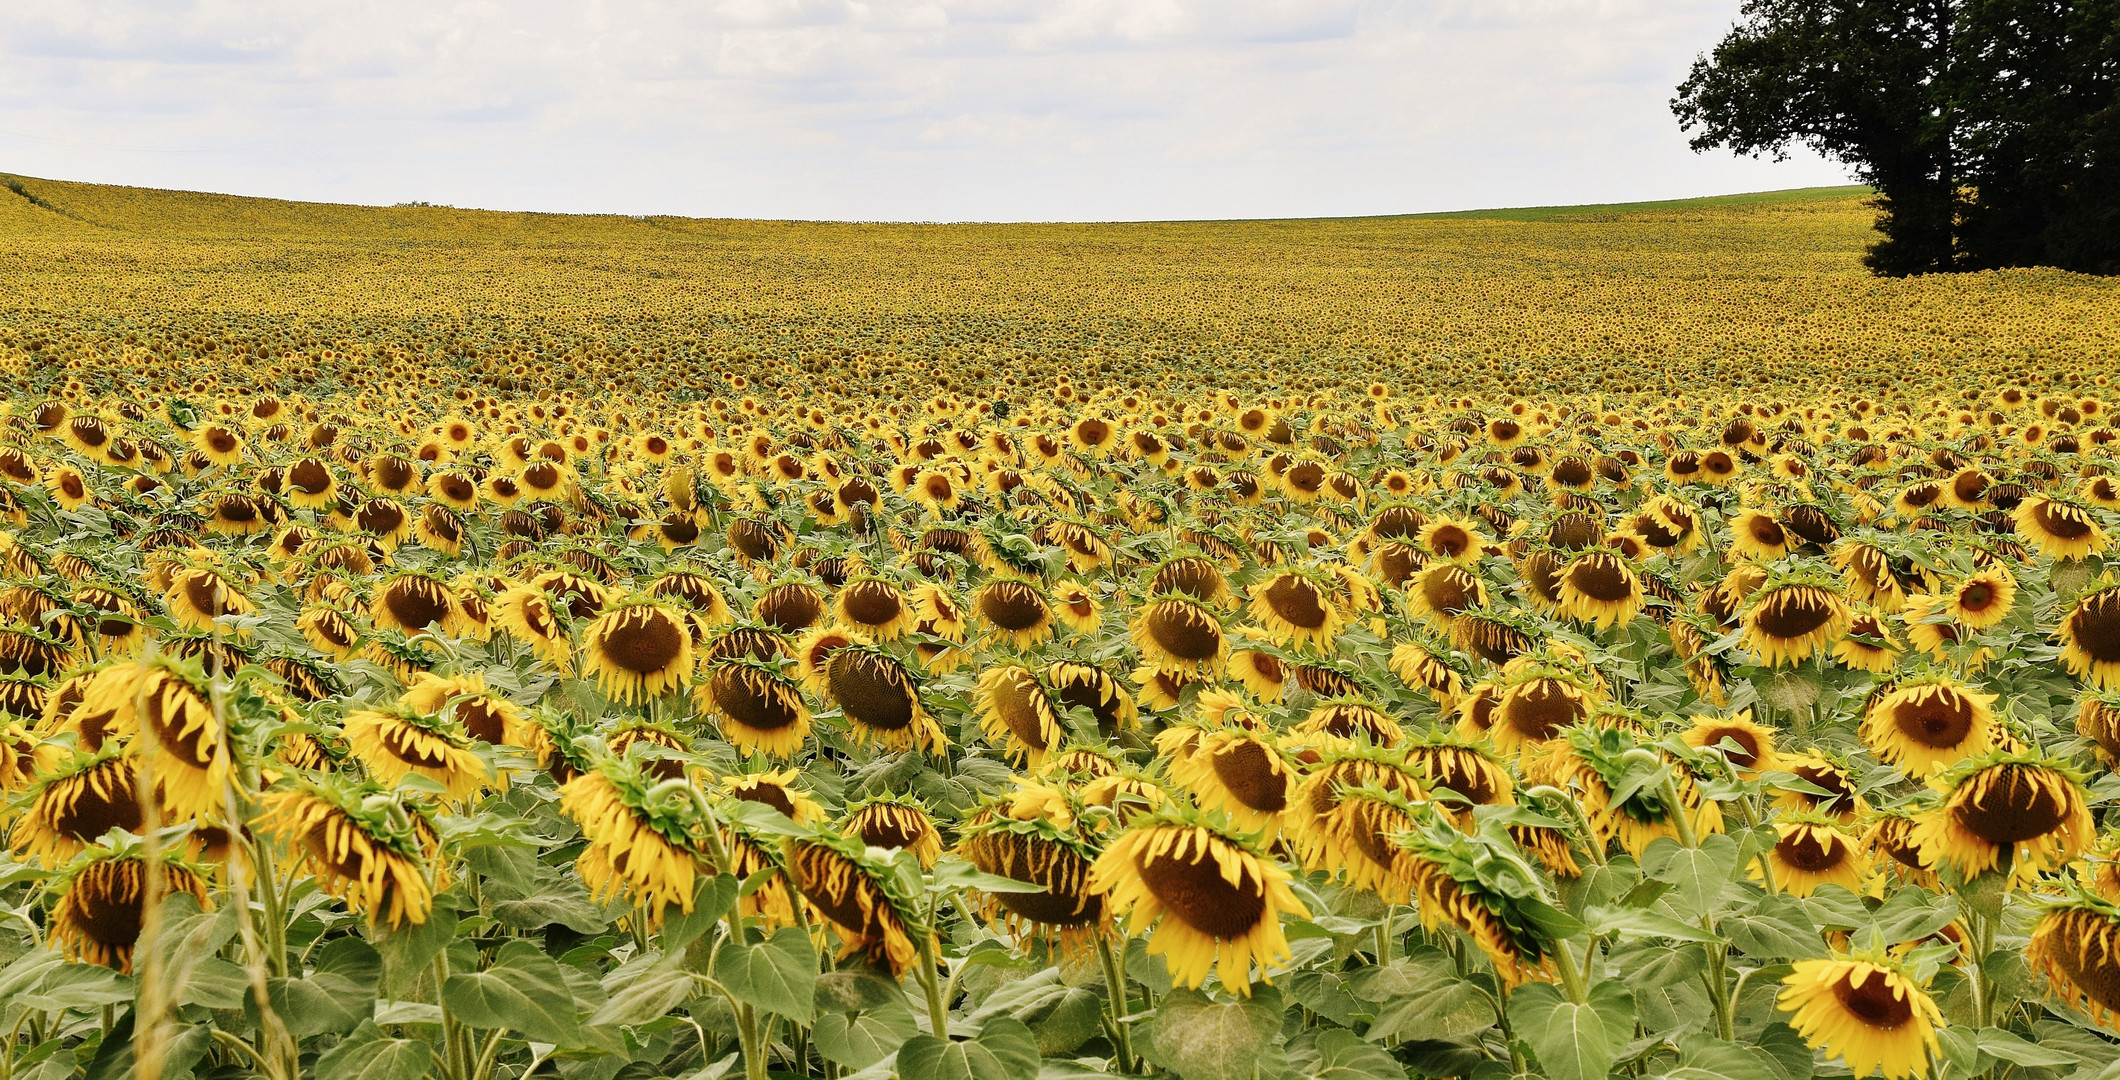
[0,0,1853,221]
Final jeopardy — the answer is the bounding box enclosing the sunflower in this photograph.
[696,659,811,758]
[842,794,943,867]
[1392,805,1557,985]
[2014,495,2109,560]
[1166,728,1296,837]
[1555,550,1644,631]
[1131,594,1229,677]
[1229,649,1288,701]
[754,580,826,632]
[2027,894,2120,1028]
[1406,563,1486,628]
[721,767,825,825]
[835,577,916,640]
[1089,812,1309,995]
[296,604,363,660]
[370,572,463,636]
[1489,666,1599,759]
[1777,954,1942,1080]
[258,779,441,927]
[493,583,573,671]
[957,799,1107,951]
[1944,568,2015,629]
[1246,570,1346,651]
[649,568,734,624]
[1761,819,1872,897]
[1386,638,1467,708]
[557,756,715,925]
[11,751,145,865]
[978,664,1063,766]
[1914,751,2093,880]
[343,704,492,801]
[2077,691,2120,766]
[162,564,256,636]
[49,853,211,973]
[1742,579,1851,667]
[79,660,229,821]
[788,832,928,977]
[1147,554,1235,608]
[1541,725,1722,857]
[1729,509,1794,561]
[2059,584,2120,689]
[1833,608,1902,673]
[1296,698,1403,748]
[1305,785,1425,902]
[825,644,947,753]
[1045,660,1138,738]
[1051,579,1103,634]
[1864,810,1939,888]
[1772,752,1870,821]
[580,599,696,704]
[1859,676,1995,777]
[970,579,1055,651]
[1682,710,1779,777]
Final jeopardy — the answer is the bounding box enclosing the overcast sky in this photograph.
[0,1,1852,222]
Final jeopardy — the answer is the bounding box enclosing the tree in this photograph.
[1674,0,2120,276]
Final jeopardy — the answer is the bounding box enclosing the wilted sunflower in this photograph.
[1773,752,1870,821]
[1146,554,1235,608]
[696,659,811,758]
[977,663,1062,766]
[2029,893,2120,1027]
[493,583,573,671]
[1555,549,1644,631]
[1296,698,1403,748]
[580,599,695,704]
[1864,809,1938,888]
[1859,676,1995,777]
[1246,570,1346,650]
[1742,577,1851,667]
[1778,954,1942,1080]
[2059,584,2120,689]
[11,750,145,865]
[1541,725,1722,857]
[835,577,916,640]
[1089,810,1310,995]
[958,794,1107,951]
[162,563,256,636]
[2077,691,2120,766]
[1167,728,1297,837]
[842,793,943,867]
[2014,495,2109,560]
[1306,784,1425,901]
[1103,584,1222,671]
[1833,608,1902,674]
[1914,750,2093,880]
[1682,710,1778,777]
[259,779,440,927]
[1406,563,1486,628]
[79,660,228,821]
[1045,659,1138,738]
[969,579,1054,651]
[558,756,714,925]
[648,567,734,624]
[789,832,928,977]
[1488,664,1600,758]
[370,572,463,636]
[343,703,492,801]
[49,852,211,972]
[1392,805,1558,985]
[826,644,948,753]
[1762,818,1872,897]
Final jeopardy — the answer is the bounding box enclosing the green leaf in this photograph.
[1750,1022,1813,1080]
[1287,970,1367,1027]
[82,1018,211,1080]
[1024,987,1104,1055]
[179,958,250,1010]
[589,967,699,1028]
[1507,979,1636,1080]
[17,962,135,1012]
[927,856,1050,894]
[1300,1029,1410,1080]
[314,1021,432,1080]
[1725,896,1826,961]
[710,926,817,1024]
[1138,987,1286,1080]
[660,874,740,954]
[1674,1034,1785,1080]
[896,1016,1042,1080]
[375,902,458,996]
[441,938,585,1045]
[1362,970,1496,1044]
[812,971,918,1070]
[1641,834,1741,916]
[138,893,239,1006]
[258,936,382,1038]
[1584,905,1721,944]
[1975,1027,2082,1067]
[490,865,609,933]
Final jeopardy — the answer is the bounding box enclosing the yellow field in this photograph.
[6,175,2116,406]
[5,174,2120,1080]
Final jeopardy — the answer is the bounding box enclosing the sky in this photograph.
[0,1,1854,222]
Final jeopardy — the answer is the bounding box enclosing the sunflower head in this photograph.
[842,793,943,867]
[1858,674,1995,777]
[49,849,212,972]
[258,777,442,928]
[581,597,697,704]
[788,830,929,977]
[1914,749,2094,881]
[1777,952,1942,1080]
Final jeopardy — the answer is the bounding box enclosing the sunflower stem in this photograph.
[916,934,951,1038]
[1657,772,1699,850]
[1551,938,1589,1005]
[1095,933,1139,1074]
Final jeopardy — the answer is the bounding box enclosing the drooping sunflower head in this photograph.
[1390,803,1560,986]
[1166,727,1297,838]
[970,579,1055,651]
[1772,751,1870,821]
[2077,690,2120,767]
[2014,495,2109,560]
[580,598,696,704]
[1777,952,1942,1080]
[1742,572,1852,667]
[49,851,211,973]
[1681,710,1779,778]
[826,643,947,754]
[753,578,826,633]
[2029,892,2120,1029]
[721,766,825,826]
[788,831,928,977]
[1555,549,1644,632]
[556,756,713,925]
[11,749,145,866]
[2060,583,2120,689]
[78,658,229,821]
[834,577,916,640]
[1131,593,1229,677]
[1858,675,1995,778]
[958,793,1107,951]
[1043,660,1138,739]
[1914,749,2094,881]
[1764,817,1873,898]
[695,658,812,759]
[343,702,492,802]
[976,663,1061,766]
[841,793,943,868]
[1488,663,1601,758]
[1246,568,1346,651]
[1295,697,1404,749]
[1088,808,1310,995]
[258,778,441,928]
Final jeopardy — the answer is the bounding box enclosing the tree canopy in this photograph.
[1674,0,2119,276]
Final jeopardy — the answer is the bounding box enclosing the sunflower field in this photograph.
[7,179,2120,1080]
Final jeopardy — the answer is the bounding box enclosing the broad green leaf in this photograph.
[660,874,740,954]
[375,902,458,996]
[1301,1029,1410,1080]
[1975,1027,2081,1067]
[1024,987,1104,1055]
[490,867,608,933]
[441,938,584,1045]
[813,971,918,1070]
[179,958,250,1010]
[82,1018,211,1080]
[589,967,699,1028]
[927,856,1050,894]
[710,926,817,1024]
[17,962,135,1012]
[1139,987,1285,1080]
[1675,1034,1785,1080]
[16,1048,76,1080]
[1287,970,1367,1027]
[257,936,381,1037]
[895,1016,1041,1080]
[1641,834,1741,916]
[314,1021,431,1080]
[1584,905,1721,944]
[1363,972,1496,1044]
[1507,979,1636,1080]
[138,894,239,1006]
